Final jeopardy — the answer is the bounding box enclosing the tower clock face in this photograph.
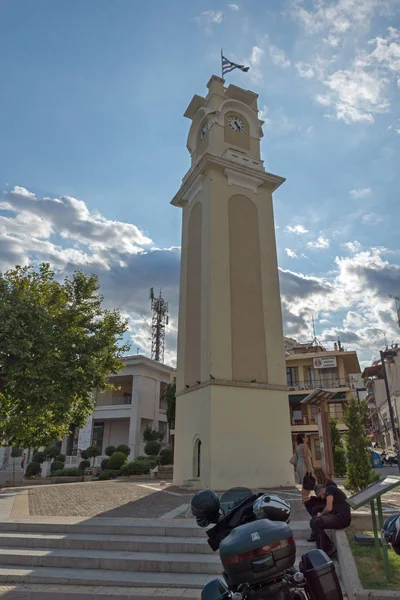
[228,116,245,133]
[200,121,209,141]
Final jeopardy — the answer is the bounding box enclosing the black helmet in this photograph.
[191,489,220,525]
[253,494,291,523]
[383,513,400,554]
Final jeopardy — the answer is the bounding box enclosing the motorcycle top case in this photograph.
[219,519,296,588]
[299,549,343,600]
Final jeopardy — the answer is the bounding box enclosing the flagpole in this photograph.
[221,48,223,79]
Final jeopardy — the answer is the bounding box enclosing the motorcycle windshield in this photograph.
[219,487,254,516]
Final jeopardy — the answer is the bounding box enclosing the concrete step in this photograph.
[0,565,216,588]
[0,532,213,553]
[0,547,222,574]
[0,518,206,538]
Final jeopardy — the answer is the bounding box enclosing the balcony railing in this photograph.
[287,378,349,391]
[291,416,309,426]
[109,395,132,406]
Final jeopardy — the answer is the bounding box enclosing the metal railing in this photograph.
[287,378,349,390]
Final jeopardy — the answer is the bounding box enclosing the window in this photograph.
[329,403,344,422]
[92,423,104,453]
[314,439,322,461]
[159,381,168,411]
[310,405,318,423]
[158,421,168,441]
[66,426,79,456]
[286,367,297,387]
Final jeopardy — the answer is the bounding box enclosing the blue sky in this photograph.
[1,0,400,367]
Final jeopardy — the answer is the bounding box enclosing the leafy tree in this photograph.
[144,440,161,456]
[164,382,176,430]
[108,451,126,470]
[0,263,130,448]
[344,396,379,492]
[105,445,116,457]
[117,444,130,457]
[86,445,101,466]
[329,417,347,477]
[143,426,164,443]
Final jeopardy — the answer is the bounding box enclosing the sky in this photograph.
[1,0,400,369]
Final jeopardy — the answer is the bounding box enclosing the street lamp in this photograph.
[380,349,400,474]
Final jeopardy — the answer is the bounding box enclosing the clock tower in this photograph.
[172,76,293,489]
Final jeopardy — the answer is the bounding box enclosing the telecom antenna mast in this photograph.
[149,288,169,362]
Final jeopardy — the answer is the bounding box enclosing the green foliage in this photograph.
[82,446,101,465]
[80,449,90,460]
[11,447,22,458]
[50,461,65,473]
[120,460,152,476]
[105,445,116,457]
[51,467,82,477]
[329,417,347,477]
[101,458,109,471]
[164,382,176,430]
[98,469,120,480]
[159,448,173,465]
[58,453,66,463]
[143,426,164,443]
[32,451,46,464]
[107,451,126,470]
[344,397,380,492]
[135,455,158,468]
[0,263,130,448]
[116,444,130,457]
[79,460,91,470]
[25,462,41,478]
[45,445,61,459]
[144,441,161,456]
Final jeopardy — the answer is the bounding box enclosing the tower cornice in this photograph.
[171,152,285,207]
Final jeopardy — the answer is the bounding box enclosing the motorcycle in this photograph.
[381,451,398,466]
[191,487,343,600]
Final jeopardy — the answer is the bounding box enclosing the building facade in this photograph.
[286,342,361,467]
[363,346,400,450]
[61,355,174,464]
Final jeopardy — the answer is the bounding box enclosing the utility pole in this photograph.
[149,288,169,363]
[380,349,400,474]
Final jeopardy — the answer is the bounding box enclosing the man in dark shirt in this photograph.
[310,484,351,556]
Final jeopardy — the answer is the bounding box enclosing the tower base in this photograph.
[173,382,294,490]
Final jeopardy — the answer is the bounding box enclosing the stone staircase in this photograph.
[0,518,313,589]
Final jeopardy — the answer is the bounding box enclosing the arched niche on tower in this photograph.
[228,194,268,383]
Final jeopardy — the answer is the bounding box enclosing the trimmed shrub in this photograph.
[159,448,173,465]
[101,458,109,471]
[132,461,151,475]
[105,445,116,457]
[98,470,120,481]
[144,441,161,456]
[107,452,126,470]
[50,461,65,473]
[117,444,131,457]
[32,451,46,464]
[25,462,41,478]
[79,460,91,471]
[45,445,61,459]
[135,455,157,468]
[120,462,135,476]
[143,426,164,443]
[80,449,90,460]
[58,453,66,463]
[52,468,82,477]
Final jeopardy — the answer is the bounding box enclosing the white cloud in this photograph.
[307,236,330,249]
[198,10,224,32]
[247,46,265,82]
[269,45,291,68]
[350,188,372,198]
[362,212,382,224]
[286,248,299,258]
[228,3,239,10]
[342,240,361,252]
[320,68,390,124]
[285,224,309,234]
[295,62,315,79]
[325,35,340,47]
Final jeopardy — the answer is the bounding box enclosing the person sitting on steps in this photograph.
[305,468,337,542]
[309,482,351,557]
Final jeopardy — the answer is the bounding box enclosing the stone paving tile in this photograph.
[27,482,190,519]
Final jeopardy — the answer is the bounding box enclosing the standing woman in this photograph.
[295,433,313,503]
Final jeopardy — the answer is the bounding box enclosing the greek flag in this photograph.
[222,54,249,76]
